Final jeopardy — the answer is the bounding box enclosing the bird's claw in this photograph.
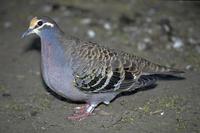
[67,104,94,121]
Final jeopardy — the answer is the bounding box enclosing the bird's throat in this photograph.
[40,32,67,67]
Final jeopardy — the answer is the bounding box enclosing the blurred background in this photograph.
[0,0,200,133]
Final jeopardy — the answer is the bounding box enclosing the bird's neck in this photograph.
[39,29,81,69]
[40,29,70,67]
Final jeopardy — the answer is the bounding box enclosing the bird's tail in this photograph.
[144,62,184,75]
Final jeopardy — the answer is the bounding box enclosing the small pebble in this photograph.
[160,111,164,116]
[138,107,143,110]
[18,116,25,120]
[172,37,184,49]
[150,110,163,115]
[159,18,173,34]
[137,42,147,51]
[146,17,152,23]
[4,21,12,28]
[41,127,46,130]
[143,37,151,43]
[186,65,193,70]
[87,30,96,38]
[104,22,111,30]
[81,18,91,25]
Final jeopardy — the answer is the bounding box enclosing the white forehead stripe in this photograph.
[35,21,54,30]
[44,22,54,27]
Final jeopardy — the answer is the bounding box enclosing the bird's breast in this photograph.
[39,38,89,101]
[41,41,73,95]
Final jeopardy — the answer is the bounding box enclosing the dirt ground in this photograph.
[0,0,200,133]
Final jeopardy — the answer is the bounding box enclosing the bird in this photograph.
[22,16,183,121]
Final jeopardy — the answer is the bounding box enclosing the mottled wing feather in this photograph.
[71,40,181,93]
[72,41,133,93]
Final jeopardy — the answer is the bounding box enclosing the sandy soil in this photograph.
[0,0,200,133]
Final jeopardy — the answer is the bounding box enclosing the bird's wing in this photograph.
[72,41,182,93]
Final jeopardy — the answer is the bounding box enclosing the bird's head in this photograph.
[22,16,59,38]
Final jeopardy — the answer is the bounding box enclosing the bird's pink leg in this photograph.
[74,104,89,114]
[67,104,96,121]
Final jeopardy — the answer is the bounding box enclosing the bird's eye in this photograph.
[37,21,43,26]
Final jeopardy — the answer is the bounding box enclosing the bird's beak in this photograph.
[21,28,33,38]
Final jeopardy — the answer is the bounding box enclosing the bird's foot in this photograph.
[67,104,96,121]
[67,111,91,121]
[74,104,89,114]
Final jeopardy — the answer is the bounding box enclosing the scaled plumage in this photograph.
[68,40,182,93]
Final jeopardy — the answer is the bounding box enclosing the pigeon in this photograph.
[22,16,183,121]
